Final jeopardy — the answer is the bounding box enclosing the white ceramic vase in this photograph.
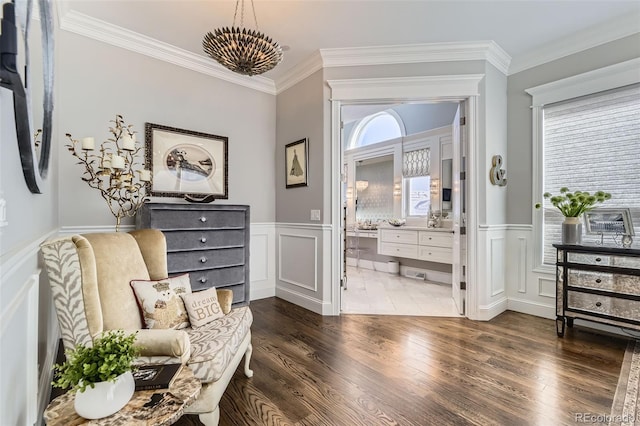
[74,370,135,419]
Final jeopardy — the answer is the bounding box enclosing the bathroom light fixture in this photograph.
[202,0,283,76]
[356,180,369,192]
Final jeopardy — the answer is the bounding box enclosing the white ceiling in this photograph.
[61,0,640,84]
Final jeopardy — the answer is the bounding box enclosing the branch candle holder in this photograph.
[66,115,150,231]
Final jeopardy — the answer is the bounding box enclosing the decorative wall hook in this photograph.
[489,154,507,186]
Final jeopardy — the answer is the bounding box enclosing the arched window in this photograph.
[349,111,405,149]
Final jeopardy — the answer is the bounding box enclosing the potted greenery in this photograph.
[535,187,612,244]
[52,330,140,419]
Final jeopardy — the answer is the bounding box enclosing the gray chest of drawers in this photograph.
[554,243,640,337]
[136,203,250,306]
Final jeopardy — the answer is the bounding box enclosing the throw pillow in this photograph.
[181,287,224,328]
[130,274,192,329]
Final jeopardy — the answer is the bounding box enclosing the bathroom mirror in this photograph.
[355,155,394,224]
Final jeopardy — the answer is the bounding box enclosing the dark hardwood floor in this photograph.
[177,297,628,426]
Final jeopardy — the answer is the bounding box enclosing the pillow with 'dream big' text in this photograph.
[181,287,224,328]
[130,274,192,329]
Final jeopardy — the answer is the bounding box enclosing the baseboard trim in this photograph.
[507,298,555,320]
[275,287,331,315]
[477,296,508,321]
[251,287,276,301]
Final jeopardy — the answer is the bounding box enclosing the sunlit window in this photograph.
[350,111,404,149]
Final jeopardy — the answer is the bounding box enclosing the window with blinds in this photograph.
[403,148,431,216]
[541,83,640,264]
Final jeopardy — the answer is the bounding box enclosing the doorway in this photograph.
[327,74,482,318]
[339,101,466,316]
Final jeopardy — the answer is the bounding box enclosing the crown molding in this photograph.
[509,14,640,75]
[274,51,324,94]
[59,10,277,95]
[318,41,511,75]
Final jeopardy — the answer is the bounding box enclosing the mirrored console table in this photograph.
[554,243,640,337]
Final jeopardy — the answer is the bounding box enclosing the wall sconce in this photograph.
[430,178,440,196]
[356,180,369,192]
[346,186,354,199]
[393,183,402,196]
[65,115,150,231]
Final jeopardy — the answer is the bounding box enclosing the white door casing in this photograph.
[328,75,483,317]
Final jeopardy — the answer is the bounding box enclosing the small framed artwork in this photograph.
[584,208,635,236]
[145,123,228,199]
[285,138,308,188]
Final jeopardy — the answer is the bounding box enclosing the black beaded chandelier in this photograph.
[203,0,283,76]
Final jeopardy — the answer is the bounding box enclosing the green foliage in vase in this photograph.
[534,187,612,217]
[52,330,140,393]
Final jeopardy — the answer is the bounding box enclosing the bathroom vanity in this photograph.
[377,225,453,264]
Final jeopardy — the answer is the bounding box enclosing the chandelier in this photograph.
[203,0,283,76]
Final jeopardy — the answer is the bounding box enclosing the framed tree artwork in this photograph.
[285,138,308,188]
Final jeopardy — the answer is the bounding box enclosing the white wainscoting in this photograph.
[476,225,508,320]
[250,223,276,300]
[275,223,333,315]
[504,224,556,319]
[0,230,59,426]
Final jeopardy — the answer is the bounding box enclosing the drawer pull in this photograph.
[595,301,602,307]
[595,257,602,262]
[595,278,602,284]
[199,277,208,284]
[428,237,432,240]
[199,216,207,223]
[200,257,208,263]
[200,237,207,243]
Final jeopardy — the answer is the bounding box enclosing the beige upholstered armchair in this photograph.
[40,229,253,425]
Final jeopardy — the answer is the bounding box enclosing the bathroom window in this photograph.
[403,147,431,217]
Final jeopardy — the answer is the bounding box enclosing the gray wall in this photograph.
[506,34,640,224]
[0,54,59,426]
[57,31,277,228]
[275,69,325,223]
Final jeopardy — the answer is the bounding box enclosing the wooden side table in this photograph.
[44,365,201,425]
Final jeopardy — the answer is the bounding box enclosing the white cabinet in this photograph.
[378,228,453,264]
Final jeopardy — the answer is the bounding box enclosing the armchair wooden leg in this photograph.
[244,343,254,378]
[198,406,220,426]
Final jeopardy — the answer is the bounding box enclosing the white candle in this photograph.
[111,155,125,169]
[121,133,135,151]
[138,169,151,182]
[81,137,95,150]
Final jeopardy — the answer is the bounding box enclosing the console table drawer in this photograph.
[418,246,452,264]
[567,291,640,322]
[379,242,418,258]
[567,252,640,269]
[568,270,640,296]
[418,232,452,248]
[380,229,418,244]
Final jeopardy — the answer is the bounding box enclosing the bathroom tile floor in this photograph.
[341,266,463,317]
